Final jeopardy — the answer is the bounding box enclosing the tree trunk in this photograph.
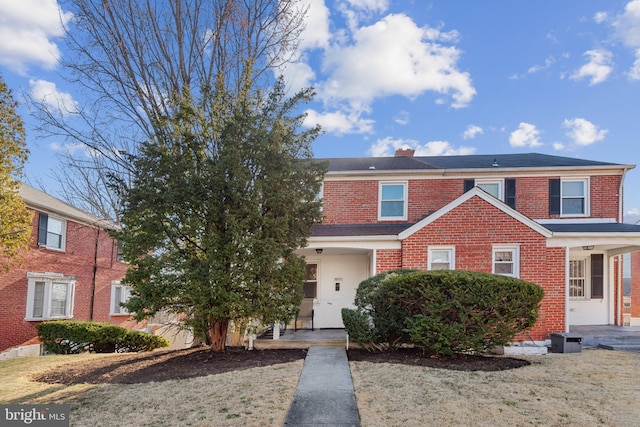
[208,320,229,352]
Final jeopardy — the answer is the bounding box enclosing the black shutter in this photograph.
[38,213,48,246]
[505,178,516,209]
[464,179,475,192]
[549,179,560,215]
[591,254,604,299]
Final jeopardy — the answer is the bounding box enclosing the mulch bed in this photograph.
[33,346,528,385]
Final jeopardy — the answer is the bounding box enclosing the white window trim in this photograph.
[304,260,320,303]
[492,245,520,278]
[561,177,590,217]
[25,272,75,321]
[378,181,408,221]
[428,246,456,271]
[40,214,67,251]
[110,281,132,316]
[476,178,505,201]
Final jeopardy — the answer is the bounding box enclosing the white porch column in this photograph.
[272,323,280,340]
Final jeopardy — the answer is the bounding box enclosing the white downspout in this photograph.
[565,246,570,333]
[616,168,629,326]
[618,167,629,223]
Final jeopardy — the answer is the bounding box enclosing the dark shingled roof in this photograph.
[320,153,625,172]
[543,222,640,233]
[312,223,413,237]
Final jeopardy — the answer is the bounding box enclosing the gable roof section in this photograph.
[19,183,116,229]
[398,187,552,240]
[320,153,631,173]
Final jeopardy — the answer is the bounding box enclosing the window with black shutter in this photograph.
[464,179,475,192]
[505,178,516,209]
[591,254,604,299]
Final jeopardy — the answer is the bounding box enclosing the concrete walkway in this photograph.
[283,346,360,427]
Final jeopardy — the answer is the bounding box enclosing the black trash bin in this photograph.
[550,333,582,353]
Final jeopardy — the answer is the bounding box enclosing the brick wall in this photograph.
[373,195,566,340]
[0,210,133,352]
[323,174,621,225]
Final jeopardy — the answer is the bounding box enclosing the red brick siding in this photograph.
[323,175,621,225]
[374,196,566,340]
[0,210,136,352]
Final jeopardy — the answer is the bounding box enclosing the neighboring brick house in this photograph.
[0,184,140,352]
[295,151,640,342]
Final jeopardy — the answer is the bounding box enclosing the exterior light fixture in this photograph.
[316,248,323,254]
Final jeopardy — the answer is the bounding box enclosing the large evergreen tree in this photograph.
[0,75,33,269]
[112,79,325,351]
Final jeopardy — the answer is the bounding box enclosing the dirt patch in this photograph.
[348,347,529,371]
[33,346,527,385]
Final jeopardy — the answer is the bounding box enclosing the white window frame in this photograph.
[39,214,67,251]
[569,256,589,300]
[303,261,319,300]
[476,178,504,201]
[428,246,456,271]
[25,272,75,321]
[378,181,408,221]
[561,178,589,217]
[492,245,520,278]
[110,281,132,315]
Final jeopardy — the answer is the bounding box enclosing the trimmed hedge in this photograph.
[36,320,170,354]
[342,269,544,355]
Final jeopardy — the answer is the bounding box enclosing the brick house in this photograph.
[0,183,140,352]
[295,151,640,342]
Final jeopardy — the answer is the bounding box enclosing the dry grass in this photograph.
[2,348,639,426]
[0,354,303,427]
[350,348,640,426]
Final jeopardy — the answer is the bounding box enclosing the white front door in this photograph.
[311,254,370,328]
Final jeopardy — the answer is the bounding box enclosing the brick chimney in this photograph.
[394,148,415,157]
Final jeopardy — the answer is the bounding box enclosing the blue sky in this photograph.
[2,0,640,223]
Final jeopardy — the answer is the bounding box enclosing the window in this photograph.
[476,179,504,200]
[303,263,318,299]
[493,245,520,278]
[25,273,75,320]
[428,247,455,270]
[379,182,407,220]
[111,282,132,315]
[549,178,589,216]
[37,213,66,250]
[562,180,587,215]
[569,257,587,299]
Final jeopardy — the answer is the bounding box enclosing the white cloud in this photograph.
[281,61,317,93]
[368,136,475,157]
[563,118,608,146]
[629,49,640,80]
[612,0,640,48]
[626,207,640,223]
[344,0,388,13]
[29,79,78,115]
[570,49,613,85]
[0,0,72,72]
[304,108,374,134]
[509,123,542,148]
[393,111,410,125]
[553,142,566,151]
[462,125,483,140]
[527,57,555,74]
[319,13,475,109]
[594,11,609,24]
[297,0,331,51]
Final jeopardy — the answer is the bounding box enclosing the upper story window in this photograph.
[549,178,589,216]
[476,179,504,200]
[562,180,587,215]
[493,245,520,278]
[428,246,455,270]
[38,213,66,250]
[111,282,132,315]
[379,182,407,221]
[25,272,75,321]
